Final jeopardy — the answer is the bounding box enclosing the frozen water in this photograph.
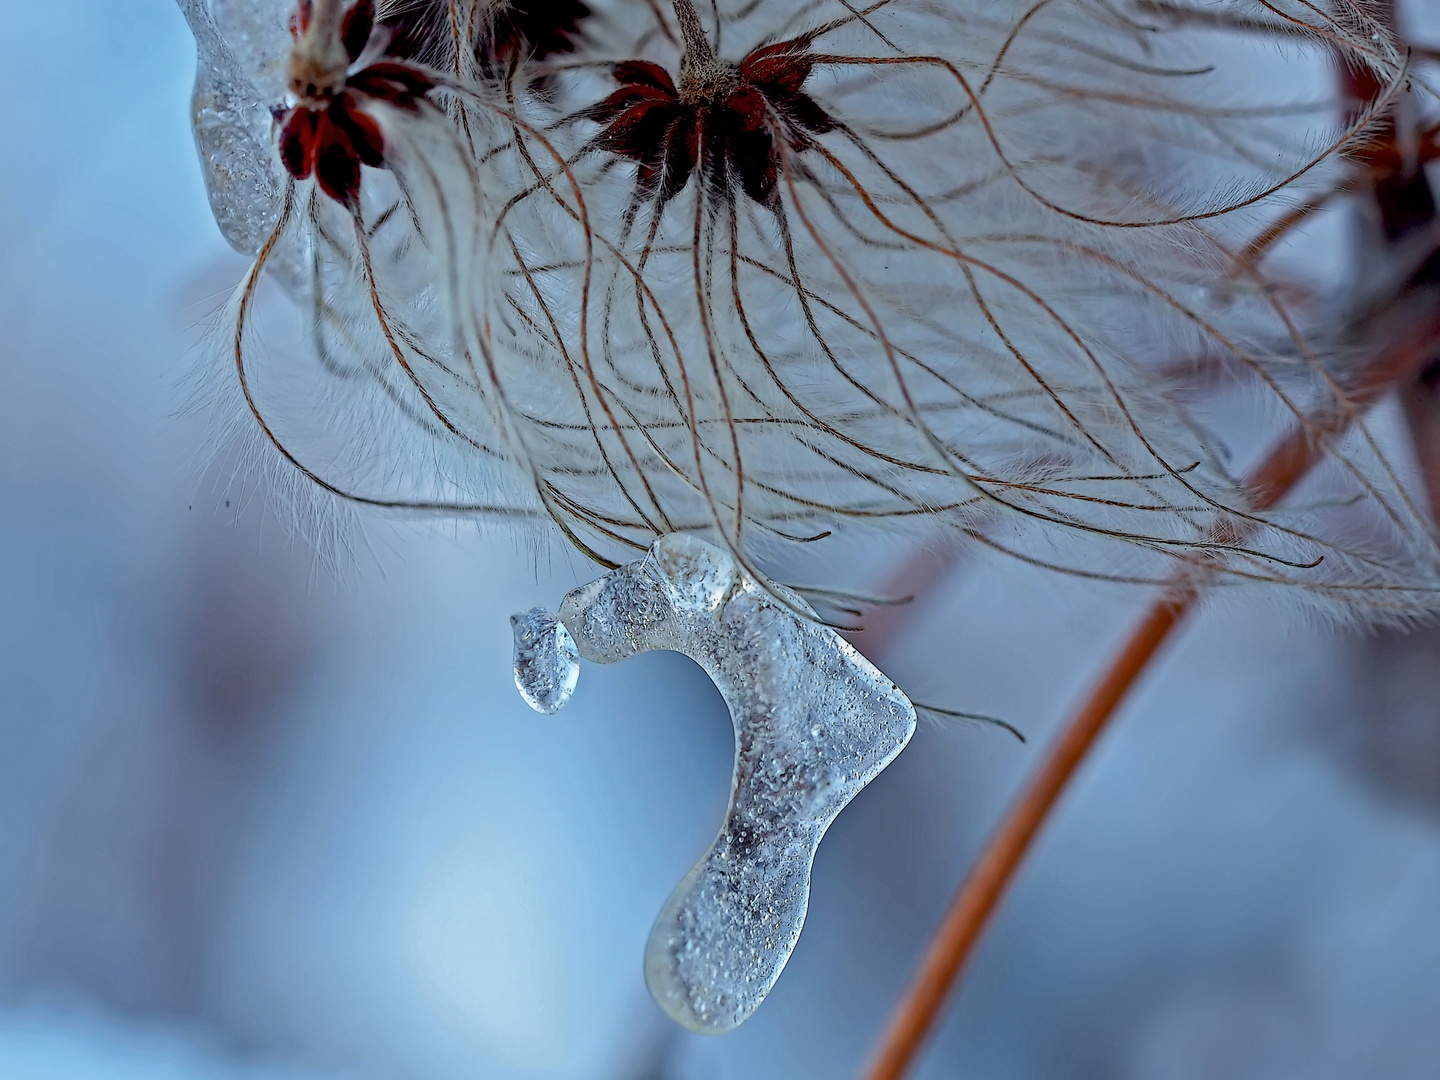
[176,0,284,255]
[210,0,295,103]
[558,534,916,1033]
[511,608,580,715]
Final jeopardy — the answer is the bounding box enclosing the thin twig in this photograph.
[863,297,1440,1080]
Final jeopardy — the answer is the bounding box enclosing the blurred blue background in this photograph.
[3,2,1440,1078]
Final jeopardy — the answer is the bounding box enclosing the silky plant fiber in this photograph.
[175,0,1440,1045]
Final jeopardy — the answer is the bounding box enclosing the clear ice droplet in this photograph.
[557,534,916,1034]
[511,608,580,715]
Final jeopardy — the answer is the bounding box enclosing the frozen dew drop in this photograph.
[557,534,916,1033]
[510,607,580,715]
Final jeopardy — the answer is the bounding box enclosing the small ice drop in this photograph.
[511,607,580,715]
[558,534,916,1033]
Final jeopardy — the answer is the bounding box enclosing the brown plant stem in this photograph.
[669,0,716,66]
[863,296,1440,1080]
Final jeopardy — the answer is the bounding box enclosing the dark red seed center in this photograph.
[591,41,835,207]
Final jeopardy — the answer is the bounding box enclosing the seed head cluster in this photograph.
[590,40,835,206]
[188,0,1440,619]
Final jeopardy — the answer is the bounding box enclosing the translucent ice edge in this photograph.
[550,533,916,1034]
[177,0,285,256]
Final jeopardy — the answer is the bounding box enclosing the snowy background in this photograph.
[2,2,1440,1078]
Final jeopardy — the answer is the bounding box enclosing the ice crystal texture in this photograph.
[556,534,917,1032]
[177,0,283,255]
[510,607,580,715]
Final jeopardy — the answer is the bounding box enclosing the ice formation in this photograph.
[511,608,580,715]
[549,534,917,1033]
[176,0,285,255]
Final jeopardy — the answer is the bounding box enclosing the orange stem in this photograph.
[865,593,1189,1080]
[863,300,1440,1080]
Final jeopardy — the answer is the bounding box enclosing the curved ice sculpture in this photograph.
[530,533,915,1033]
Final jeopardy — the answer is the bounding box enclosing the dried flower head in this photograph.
[588,39,836,205]
[276,0,436,206]
[186,0,1440,617]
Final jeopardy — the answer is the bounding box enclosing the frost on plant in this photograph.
[543,533,916,1033]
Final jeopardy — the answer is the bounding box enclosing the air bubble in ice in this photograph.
[511,607,580,715]
[557,534,916,1033]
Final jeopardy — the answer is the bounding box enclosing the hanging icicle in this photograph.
[518,533,916,1032]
